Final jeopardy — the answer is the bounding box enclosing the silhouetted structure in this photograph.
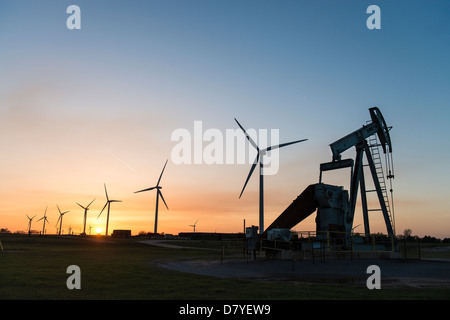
[26,214,36,236]
[98,184,122,236]
[179,232,244,240]
[263,107,398,256]
[189,220,199,232]
[111,229,131,238]
[134,159,169,234]
[77,199,95,235]
[234,118,307,234]
[56,205,70,236]
[37,207,49,235]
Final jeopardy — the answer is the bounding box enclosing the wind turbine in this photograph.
[134,159,169,234]
[26,214,36,236]
[234,118,308,234]
[36,206,49,235]
[189,219,199,233]
[56,205,70,236]
[77,199,95,235]
[98,184,122,236]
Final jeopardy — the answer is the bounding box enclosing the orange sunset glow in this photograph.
[1,1,449,240]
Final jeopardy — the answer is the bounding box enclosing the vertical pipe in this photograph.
[105,205,110,236]
[359,168,370,237]
[154,191,159,234]
[243,219,246,261]
[327,231,330,252]
[259,161,264,234]
[418,238,421,260]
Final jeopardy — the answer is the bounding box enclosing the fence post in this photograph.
[403,238,407,259]
[351,234,353,261]
[391,235,394,253]
[418,238,421,260]
[326,231,330,252]
[291,243,295,272]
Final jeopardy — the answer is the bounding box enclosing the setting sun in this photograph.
[95,228,102,235]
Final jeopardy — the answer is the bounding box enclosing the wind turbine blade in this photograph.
[61,211,70,215]
[26,214,31,220]
[134,186,156,193]
[76,202,86,209]
[156,159,168,187]
[110,200,122,203]
[239,153,259,198]
[57,205,62,214]
[234,118,259,151]
[104,183,109,201]
[86,198,95,208]
[264,139,308,152]
[98,202,108,219]
[158,190,169,210]
[37,217,44,222]
[56,215,61,225]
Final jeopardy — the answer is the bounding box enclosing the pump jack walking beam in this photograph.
[329,107,392,161]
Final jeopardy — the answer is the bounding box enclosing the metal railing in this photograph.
[218,231,399,263]
[262,230,398,256]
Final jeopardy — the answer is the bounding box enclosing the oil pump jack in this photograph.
[265,107,396,249]
[319,107,395,239]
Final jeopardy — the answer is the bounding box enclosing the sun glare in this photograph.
[95,228,101,235]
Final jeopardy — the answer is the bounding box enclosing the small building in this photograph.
[111,230,131,238]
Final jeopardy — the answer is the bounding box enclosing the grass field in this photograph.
[1,235,450,300]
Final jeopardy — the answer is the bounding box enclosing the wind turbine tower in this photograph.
[77,199,95,235]
[134,159,169,234]
[189,219,199,233]
[26,214,36,236]
[37,207,49,235]
[234,118,308,234]
[98,184,122,236]
[56,205,70,236]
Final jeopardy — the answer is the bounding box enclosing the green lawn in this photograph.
[1,235,449,300]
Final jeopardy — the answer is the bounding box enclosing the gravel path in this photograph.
[157,257,450,287]
[139,240,214,250]
[141,240,450,287]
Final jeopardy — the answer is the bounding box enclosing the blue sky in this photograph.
[0,1,449,237]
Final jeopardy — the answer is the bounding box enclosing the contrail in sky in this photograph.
[104,148,136,173]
